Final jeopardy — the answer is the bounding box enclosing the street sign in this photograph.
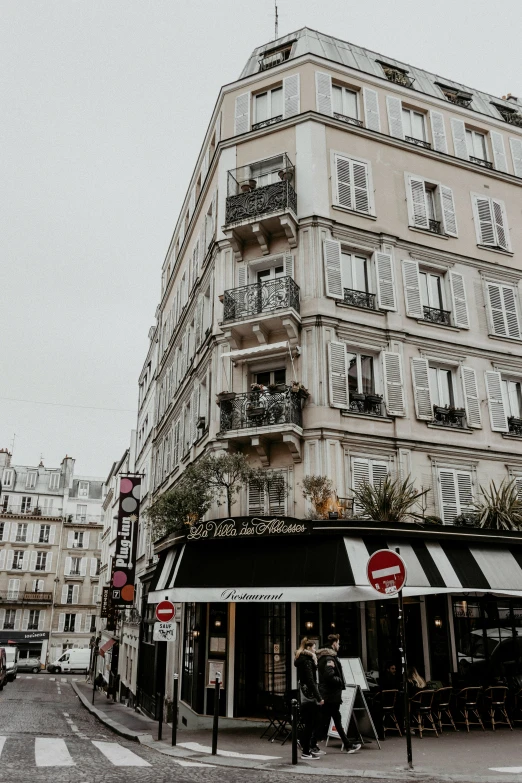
[367,549,407,596]
[153,622,176,642]
[155,600,175,623]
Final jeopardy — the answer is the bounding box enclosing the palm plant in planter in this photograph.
[352,475,429,524]
[473,479,522,531]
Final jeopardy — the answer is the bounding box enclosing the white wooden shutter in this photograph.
[83,532,90,549]
[210,191,217,240]
[485,370,508,431]
[195,295,204,348]
[38,611,46,631]
[474,196,495,246]
[268,471,287,515]
[402,259,423,318]
[234,92,250,135]
[14,609,21,631]
[363,88,380,132]
[6,550,13,570]
[492,199,509,251]
[386,96,404,139]
[411,357,433,420]
[430,110,448,153]
[409,176,429,228]
[491,131,508,172]
[22,551,29,572]
[371,461,389,487]
[440,185,458,237]
[0,610,4,630]
[237,264,247,287]
[58,613,65,632]
[61,585,68,603]
[509,137,522,178]
[45,552,52,572]
[80,558,87,576]
[323,239,343,299]
[283,74,300,118]
[382,352,405,416]
[351,458,371,513]
[72,585,79,604]
[0,551,5,570]
[29,551,37,571]
[248,480,265,515]
[9,524,16,542]
[456,472,474,512]
[284,253,294,278]
[1,522,9,542]
[90,558,97,576]
[26,523,33,543]
[328,342,349,408]
[32,524,40,543]
[352,160,370,213]
[22,610,29,631]
[67,531,74,548]
[189,186,196,218]
[451,118,468,159]
[65,556,72,576]
[192,384,200,443]
[335,154,353,209]
[501,285,520,337]
[449,271,469,328]
[438,469,458,523]
[374,251,396,310]
[315,71,332,116]
[487,283,520,338]
[460,366,481,428]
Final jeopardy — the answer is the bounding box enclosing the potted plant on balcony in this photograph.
[239,179,257,193]
[290,382,309,400]
[278,169,294,183]
[216,391,236,403]
[268,382,287,393]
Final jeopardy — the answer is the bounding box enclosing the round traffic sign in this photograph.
[367,549,407,596]
[155,600,175,622]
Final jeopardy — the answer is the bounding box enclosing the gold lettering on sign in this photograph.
[187,518,306,541]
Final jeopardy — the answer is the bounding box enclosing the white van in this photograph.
[0,646,19,682]
[47,648,90,674]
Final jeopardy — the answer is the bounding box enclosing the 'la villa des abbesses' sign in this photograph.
[186,516,307,541]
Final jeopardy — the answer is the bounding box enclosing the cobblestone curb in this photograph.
[71,681,154,742]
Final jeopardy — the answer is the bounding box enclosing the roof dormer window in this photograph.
[493,103,522,128]
[258,45,292,72]
[436,83,473,109]
[377,61,414,89]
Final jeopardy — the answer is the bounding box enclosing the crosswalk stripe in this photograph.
[35,738,75,767]
[25,676,33,679]
[50,677,55,681]
[92,741,151,767]
[61,678,67,683]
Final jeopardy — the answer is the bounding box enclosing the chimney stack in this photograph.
[0,449,12,469]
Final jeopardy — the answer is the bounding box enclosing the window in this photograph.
[41,498,54,516]
[1,496,8,513]
[33,579,44,593]
[35,552,47,571]
[28,610,40,631]
[254,86,283,126]
[402,108,426,141]
[26,472,37,490]
[347,354,375,396]
[254,369,286,387]
[90,615,97,633]
[502,380,522,420]
[70,557,81,576]
[248,470,287,515]
[332,85,358,121]
[78,481,89,498]
[259,46,291,71]
[411,358,481,428]
[466,129,488,162]
[7,580,20,600]
[438,468,474,523]
[4,610,15,630]
[76,505,87,522]
[402,260,469,328]
[420,271,443,311]
[333,153,371,214]
[2,469,13,488]
[472,195,510,252]
[437,84,473,109]
[485,282,520,338]
[64,614,76,633]
[95,558,101,576]
[379,63,413,88]
[12,551,24,570]
[15,524,28,543]
[21,496,32,513]
[429,366,455,408]
[406,175,457,236]
[342,253,369,294]
[72,532,84,549]
[39,525,50,544]
[351,457,389,513]
[49,473,60,490]
[0,521,5,540]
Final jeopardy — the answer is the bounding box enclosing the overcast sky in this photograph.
[0,0,520,477]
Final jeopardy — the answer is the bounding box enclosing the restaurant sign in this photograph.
[110,476,141,607]
[187,516,307,541]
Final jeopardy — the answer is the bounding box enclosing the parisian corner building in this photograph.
[100,28,522,725]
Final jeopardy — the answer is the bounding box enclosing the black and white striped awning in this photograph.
[148,526,522,604]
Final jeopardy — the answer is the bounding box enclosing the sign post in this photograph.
[366,549,412,770]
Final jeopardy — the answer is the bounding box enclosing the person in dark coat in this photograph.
[380,661,401,691]
[294,639,323,759]
[317,634,361,753]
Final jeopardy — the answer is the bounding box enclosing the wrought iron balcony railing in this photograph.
[432,406,466,428]
[423,306,451,325]
[223,276,300,322]
[348,392,384,417]
[508,417,522,436]
[428,219,443,235]
[381,66,414,89]
[405,136,431,149]
[219,386,303,433]
[225,180,297,225]
[333,112,363,128]
[469,156,493,169]
[252,115,283,131]
[444,93,473,109]
[343,288,376,310]
[1,591,53,603]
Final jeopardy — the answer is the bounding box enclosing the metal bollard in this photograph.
[211,673,221,755]
[171,674,179,746]
[291,699,298,765]
[157,690,164,741]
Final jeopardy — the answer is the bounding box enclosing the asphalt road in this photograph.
[0,673,454,783]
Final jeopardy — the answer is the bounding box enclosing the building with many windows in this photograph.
[0,449,103,664]
[132,28,522,723]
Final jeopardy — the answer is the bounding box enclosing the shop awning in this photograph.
[147,527,522,604]
[98,638,116,657]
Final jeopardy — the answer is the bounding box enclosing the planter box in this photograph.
[217,392,236,403]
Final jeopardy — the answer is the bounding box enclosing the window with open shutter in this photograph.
[485,370,508,431]
[373,251,396,311]
[451,118,468,159]
[72,585,79,604]
[438,468,473,523]
[323,239,343,299]
[234,93,250,135]
[386,96,404,139]
[486,282,520,338]
[315,71,332,115]
[430,110,448,153]
[510,138,522,178]
[408,176,429,229]
[411,357,433,420]
[351,458,388,513]
[449,272,469,328]
[283,74,300,118]
[473,195,510,250]
[460,366,481,428]
[440,186,458,236]
[491,131,508,172]
[328,342,349,408]
[402,260,423,318]
[46,552,52,572]
[363,88,380,132]
[382,352,405,416]
[334,155,370,214]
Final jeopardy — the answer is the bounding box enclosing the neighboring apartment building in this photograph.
[0,449,103,664]
[134,28,522,721]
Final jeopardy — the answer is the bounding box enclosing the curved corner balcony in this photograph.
[222,276,300,346]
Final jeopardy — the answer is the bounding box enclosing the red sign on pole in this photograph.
[155,601,175,623]
[367,549,407,596]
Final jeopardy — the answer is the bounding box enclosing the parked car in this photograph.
[458,628,522,678]
[17,657,42,673]
[0,649,7,690]
[0,646,19,682]
[47,648,90,674]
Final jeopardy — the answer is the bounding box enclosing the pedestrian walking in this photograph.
[317,634,361,753]
[294,638,324,760]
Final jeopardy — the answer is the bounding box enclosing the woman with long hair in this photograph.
[406,665,426,697]
[294,638,324,760]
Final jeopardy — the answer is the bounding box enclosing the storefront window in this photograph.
[181,602,206,713]
[297,603,359,653]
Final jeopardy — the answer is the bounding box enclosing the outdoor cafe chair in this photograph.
[409,689,439,738]
[483,686,513,731]
[261,694,290,742]
[455,687,485,732]
[377,689,402,737]
[432,687,457,732]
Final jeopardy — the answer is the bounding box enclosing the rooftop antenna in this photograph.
[10,433,15,456]
[274,0,278,40]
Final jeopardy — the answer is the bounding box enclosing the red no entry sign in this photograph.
[367,549,407,596]
[155,600,175,622]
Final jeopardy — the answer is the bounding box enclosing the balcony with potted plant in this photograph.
[348,391,384,417]
[432,404,467,429]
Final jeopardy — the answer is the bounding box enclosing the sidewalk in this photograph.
[73,682,522,782]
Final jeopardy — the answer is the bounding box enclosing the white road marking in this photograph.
[50,677,55,681]
[177,741,280,760]
[61,678,67,683]
[72,677,78,681]
[35,738,75,767]
[92,741,151,767]
[0,736,7,758]
[63,712,69,717]
[25,676,33,679]
[490,769,522,774]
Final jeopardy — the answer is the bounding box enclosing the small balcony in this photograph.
[224,276,300,323]
[343,288,376,310]
[427,219,443,235]
[422,306,451,326]
[469,156,493,170]
[333,112,363,128]
[432,406,467,429]
[224,154,297,260]
[405,136,431,150]
[219,386,303,434]
[347,392,384,417]
[251,115,283,131]
[508,417,522,436]
[1,591,53,604]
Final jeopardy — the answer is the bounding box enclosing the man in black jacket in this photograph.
[317,634,361,753]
